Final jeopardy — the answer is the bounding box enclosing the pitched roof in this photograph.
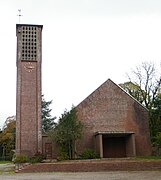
[76,78,148,111]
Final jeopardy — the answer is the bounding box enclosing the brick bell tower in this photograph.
[16,24,43,156]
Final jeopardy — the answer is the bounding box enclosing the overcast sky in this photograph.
[0,0,161,128]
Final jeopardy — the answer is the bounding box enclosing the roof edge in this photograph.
[76,78,148,111]
[111,79,148,111]
[76,78,111,108]
[16,24,43,29]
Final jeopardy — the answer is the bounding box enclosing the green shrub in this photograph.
[13,154,29,163]
[57,152,69,161]
[29,152,44,163]
[80,148,99,159]
[57,148,69,161]
[13,152,44,164]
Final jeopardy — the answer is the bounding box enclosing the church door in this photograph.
[45,143,52,159]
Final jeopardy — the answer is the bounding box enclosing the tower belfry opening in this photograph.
[16,24,43,156]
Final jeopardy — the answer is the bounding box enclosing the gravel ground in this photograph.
[1,171,161,180]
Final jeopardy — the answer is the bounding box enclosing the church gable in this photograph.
[76,78,147,130]
[76,79,151,157]
[77,78,147,113]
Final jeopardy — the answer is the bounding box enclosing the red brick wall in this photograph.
[21,62,37,155]
[16,24,43,157]
[76,79,151,156]
[19,159,161,172]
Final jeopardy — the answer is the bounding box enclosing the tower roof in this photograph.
[16,24,43,29]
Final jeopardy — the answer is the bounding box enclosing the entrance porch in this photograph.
[94,131,136,158]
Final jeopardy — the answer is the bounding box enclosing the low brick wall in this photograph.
[18,159,161,173]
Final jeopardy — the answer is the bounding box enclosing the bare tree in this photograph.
[122,61,161,139]
[126,61,161,110]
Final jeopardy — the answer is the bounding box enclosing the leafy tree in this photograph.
[0,116,16,159]
[119,81,144,103]
[150,94,161,140]
[42,95,56,133]
[154,132,161,147]
[121,61,161,140]
[0,129,2,157]
[48,106,83,160]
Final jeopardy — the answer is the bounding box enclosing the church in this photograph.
[16,24,151,159]
[75,79,151,158]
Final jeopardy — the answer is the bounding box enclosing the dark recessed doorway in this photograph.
[103,136,126,158]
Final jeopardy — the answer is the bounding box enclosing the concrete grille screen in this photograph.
[21,26,38,61]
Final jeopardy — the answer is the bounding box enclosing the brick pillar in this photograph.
[126,134,136,157]
[95,134,103,158]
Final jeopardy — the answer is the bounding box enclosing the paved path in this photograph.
[0,164,14,174]
[1,171,161,180]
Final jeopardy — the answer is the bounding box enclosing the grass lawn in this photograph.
[135,156,161,160]
[0,161,12,164]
